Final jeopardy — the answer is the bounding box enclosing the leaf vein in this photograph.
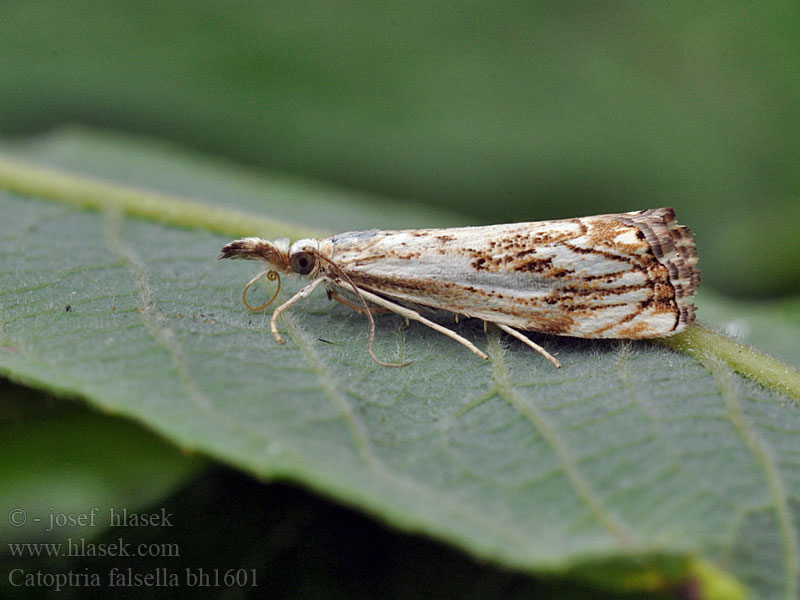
[279,312,543,552]
[711,360,799,599]
[615,345,738,510]
[280,312,376,465]
[487,329,640,548]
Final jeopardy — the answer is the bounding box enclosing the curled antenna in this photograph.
[242,270,281,311]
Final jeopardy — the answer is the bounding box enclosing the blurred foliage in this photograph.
[0,381,203,549]
[1,1,798,296]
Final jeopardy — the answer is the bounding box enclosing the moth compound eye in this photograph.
[290,252,316,275]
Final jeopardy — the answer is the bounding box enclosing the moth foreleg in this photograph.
[327,289,390,316]
[270,277,325,343]
[495,323,562,368]
[355,288,489,361]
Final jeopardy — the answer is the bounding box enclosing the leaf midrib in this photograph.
[0,153,324,240]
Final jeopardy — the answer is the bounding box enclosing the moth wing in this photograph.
[325,210,698,339]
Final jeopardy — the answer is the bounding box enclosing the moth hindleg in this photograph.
[495,323,561,368]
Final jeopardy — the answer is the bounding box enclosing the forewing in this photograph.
[324,209,699,339]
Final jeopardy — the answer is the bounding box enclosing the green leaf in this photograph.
[2,130,799,599]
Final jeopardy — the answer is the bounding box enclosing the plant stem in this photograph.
[660,325,800,401]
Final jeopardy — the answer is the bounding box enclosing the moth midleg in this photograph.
[354,288,489,361]
[495,323,561,368]
[270,277,325,343]
[327,289,390,316]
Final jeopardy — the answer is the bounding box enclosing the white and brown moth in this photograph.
[219,208,700,368]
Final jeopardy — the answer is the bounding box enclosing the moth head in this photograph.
[218,237,292,273]
[288,239,320,276]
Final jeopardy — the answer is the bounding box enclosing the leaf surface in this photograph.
[2,131,799,599]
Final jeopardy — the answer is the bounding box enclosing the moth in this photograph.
[219,208,700,368]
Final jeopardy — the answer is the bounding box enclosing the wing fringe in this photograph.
[619,208,700,328]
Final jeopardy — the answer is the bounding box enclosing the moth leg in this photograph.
[495,323,562,368]
[355,288,489,361]
[270,277,326,343]
[327,289,389,316]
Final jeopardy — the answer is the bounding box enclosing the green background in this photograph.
[2,3,799,599]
